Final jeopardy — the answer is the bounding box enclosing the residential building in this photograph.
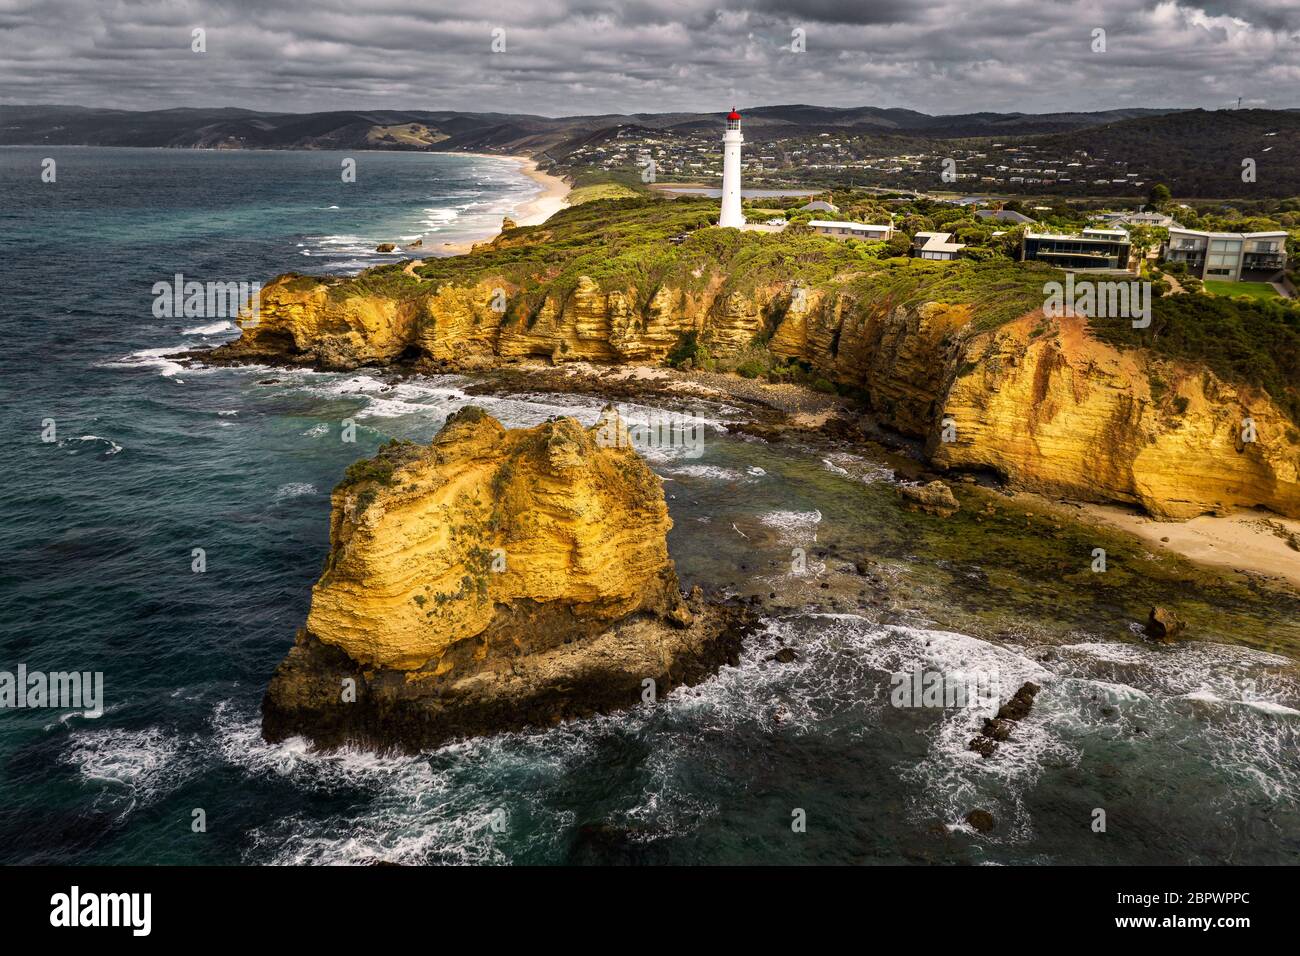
[1095,210,1180,229]
[1021,227,1133,271]
[912,232,966,260]
[1163,228,1287,282]
[800,200,839,213]
[808,220,894,241]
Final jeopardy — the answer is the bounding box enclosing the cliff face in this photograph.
[932,314,1300,520]
[262,406,751,751]
[235,277,421,367]
[217,272,1300,521]
[308,405,687,671]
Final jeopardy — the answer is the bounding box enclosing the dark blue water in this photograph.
[2,147,1298,865]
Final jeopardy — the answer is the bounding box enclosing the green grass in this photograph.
[1203,279,1281,301]
[568,182,641,205]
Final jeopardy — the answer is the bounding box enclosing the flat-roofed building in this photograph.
[808,220,894,241]
[1021,227,1133,271]
[1163,228,1287,282]
[912,231,966,261]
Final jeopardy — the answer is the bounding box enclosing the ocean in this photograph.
[1,146,1298,865]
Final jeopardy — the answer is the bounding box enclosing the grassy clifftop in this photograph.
[274,195,1299,423]
[331,196,1058,332]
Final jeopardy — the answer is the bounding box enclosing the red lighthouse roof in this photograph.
[727,108,741,120]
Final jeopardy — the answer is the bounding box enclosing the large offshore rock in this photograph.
[261,406,754,751]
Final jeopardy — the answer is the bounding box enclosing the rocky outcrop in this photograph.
[1145,606,1187,643]
[898,480,960,517]
[208,268,1300,521]
[968,681,1041,758]
[261,406,755,751]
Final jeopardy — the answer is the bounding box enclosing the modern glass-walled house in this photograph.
[1021,227,1133,271]
[1163,228,1287,282]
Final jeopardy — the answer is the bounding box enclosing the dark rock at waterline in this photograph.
[982,717,1014,742]
[256,378,281,385]
[375,242,396,252]
[728,421,786,443]
[965,809,995,833]
[765,647,798,664]
[1145,606,1186,643]
[263,598,758,754]
[970,681,1042,758]
[996,681,1040,721]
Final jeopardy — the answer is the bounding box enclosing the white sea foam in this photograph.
[273,482,318,502]
[758,509,823,544]
[661,464,747,482]
[63,435,123,456]
[184,320,234,335]
[102,347,185,377]
[821,451,895,483]
[62,726,198,817]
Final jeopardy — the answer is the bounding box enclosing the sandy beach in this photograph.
[1065,500,1300,590]
[428,154,571,256]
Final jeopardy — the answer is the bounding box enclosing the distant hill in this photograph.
[0,103,1181,153]
[3,103,1295,196]
[1031,108,1300,197]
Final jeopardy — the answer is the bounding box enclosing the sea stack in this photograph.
[262,405,753,752]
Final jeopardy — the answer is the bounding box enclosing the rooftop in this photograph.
[808,220,892,232]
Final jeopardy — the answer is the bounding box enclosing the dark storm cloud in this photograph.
[0,0,1296,114]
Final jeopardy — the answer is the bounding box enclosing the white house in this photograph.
[912,232,966,261]
[1164,228,1287,282]
[808,220,894,241]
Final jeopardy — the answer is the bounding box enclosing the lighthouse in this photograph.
[719,108,745,229]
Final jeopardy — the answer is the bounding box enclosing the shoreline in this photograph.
[1011,495,1300,591]
[427,153,571,256]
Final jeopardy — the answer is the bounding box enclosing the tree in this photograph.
[1147,183,1172,209]
[884,234,913,258]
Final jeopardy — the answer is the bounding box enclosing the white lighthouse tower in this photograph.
[719,108,745,229]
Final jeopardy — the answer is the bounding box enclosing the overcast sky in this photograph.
[1,0,1297,116]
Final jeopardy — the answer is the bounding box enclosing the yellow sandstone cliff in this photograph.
[219,272,1300,521]
[261,406,751,751]
[932,313,1300,520]
[309,405,688,671]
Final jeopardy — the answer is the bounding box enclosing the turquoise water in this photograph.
[1,147,1298,865]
